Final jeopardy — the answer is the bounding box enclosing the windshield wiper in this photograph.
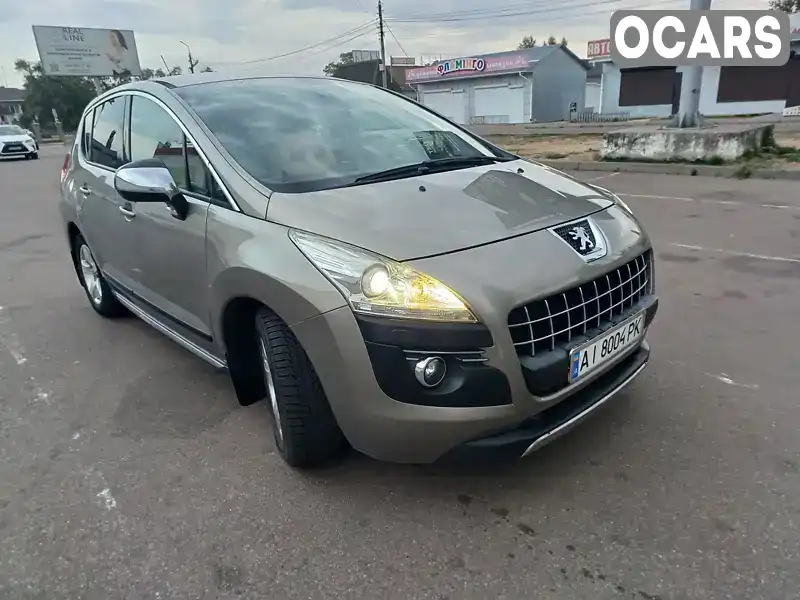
[352,155,513,185]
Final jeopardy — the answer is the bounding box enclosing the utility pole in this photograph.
[180,40,199,74]
[674,0,712,128]
[378,1,388,88]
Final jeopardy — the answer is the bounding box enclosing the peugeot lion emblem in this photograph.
[549,217,608,262]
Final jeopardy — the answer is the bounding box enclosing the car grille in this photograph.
[508,251,654,357]
[1,142,26,154]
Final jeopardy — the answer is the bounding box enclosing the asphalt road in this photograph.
[1,146,799,600]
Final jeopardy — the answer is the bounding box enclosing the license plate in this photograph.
[569,312,645,383]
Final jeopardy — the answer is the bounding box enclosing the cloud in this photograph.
[0,0,768,88]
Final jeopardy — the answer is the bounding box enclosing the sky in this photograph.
[0,0,766,89]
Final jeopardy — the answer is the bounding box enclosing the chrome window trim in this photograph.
[80,89,241,213]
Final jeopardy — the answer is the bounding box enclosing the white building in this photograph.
[584,18,800,118]
[406,45,589,125]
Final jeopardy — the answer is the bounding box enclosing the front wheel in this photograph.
[255,308,347,468]
[73,235,127,318]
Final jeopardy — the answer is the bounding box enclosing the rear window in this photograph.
[174,77,497,193]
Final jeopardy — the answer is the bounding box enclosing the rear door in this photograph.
[125,93,214,341]
[75,95,140,292]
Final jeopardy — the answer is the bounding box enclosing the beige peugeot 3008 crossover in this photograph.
[59,74,657,468]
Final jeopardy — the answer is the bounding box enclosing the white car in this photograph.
[0,124,39,160]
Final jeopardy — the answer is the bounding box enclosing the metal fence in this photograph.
[569,111,631,123]
[468,115,510,125]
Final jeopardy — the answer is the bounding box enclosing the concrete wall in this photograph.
[530,51,587,122]
[416,73,533,124]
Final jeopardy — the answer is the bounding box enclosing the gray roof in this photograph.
[430,44,589,72]
[0,87,25,103]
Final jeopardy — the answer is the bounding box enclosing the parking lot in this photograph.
[1,144,798,599]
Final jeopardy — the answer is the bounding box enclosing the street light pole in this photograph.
[378,1,388,88]
[180,40,195,74]
[675,0,711,128]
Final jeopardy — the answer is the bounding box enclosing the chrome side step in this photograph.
[113,291,227,370]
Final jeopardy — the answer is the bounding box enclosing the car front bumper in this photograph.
[291,295,657,465]
[437,341,649,463]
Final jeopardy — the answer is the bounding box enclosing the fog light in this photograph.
[414,356,447,388]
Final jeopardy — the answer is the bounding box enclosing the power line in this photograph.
[384,21,409,57]
[388,0,683,25]
[212,20,377,66]
[387,0,667,23]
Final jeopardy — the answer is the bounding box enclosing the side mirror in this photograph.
[114,158,189,220]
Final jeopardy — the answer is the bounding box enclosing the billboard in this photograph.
[391,56,416,66]
[351,49,380,63]
[32,25,142,77]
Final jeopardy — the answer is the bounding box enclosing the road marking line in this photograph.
[0,331,27,365]
[704,373,759,389]
[585,172,620,182]
[618,193,799,211]
[670,243,800,264]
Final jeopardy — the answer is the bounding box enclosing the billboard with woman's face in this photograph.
[32,25,142,77]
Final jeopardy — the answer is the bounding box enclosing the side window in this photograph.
[81,109,94,156]
[185,139,211,197]
[129,95,188,189]
[90,97,127,169]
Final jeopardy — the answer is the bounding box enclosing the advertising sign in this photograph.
[406,53,529,83]
[587,39,612,60]
[32,25,142,77]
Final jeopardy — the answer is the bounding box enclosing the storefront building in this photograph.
[406,46,588,125]
[585,17,800,118]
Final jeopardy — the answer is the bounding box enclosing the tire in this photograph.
[72,234,127,318]
[31,152,39,159]
[255,307,347,468]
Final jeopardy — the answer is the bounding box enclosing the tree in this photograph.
[14,59,95,131]
[13,59,190,131]
[769,0,799,10]
[323,51,355,76]
[518,35,567,49]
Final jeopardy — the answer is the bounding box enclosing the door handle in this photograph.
[79,185,91,196]
[119,206,136,219]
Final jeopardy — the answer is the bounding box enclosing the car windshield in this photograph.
[0,125,24,136]
[175,77,502,193]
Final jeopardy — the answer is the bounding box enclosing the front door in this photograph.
[125,94,213,342]
[76,95,141,293]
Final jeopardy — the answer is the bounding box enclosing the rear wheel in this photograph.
[255,307,347,468]
[73,234,126,318]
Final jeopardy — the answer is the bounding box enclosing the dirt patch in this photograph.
[486,133,601,161]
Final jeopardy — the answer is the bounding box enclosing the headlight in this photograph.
[289,230,478,323]
[24,137,35,145]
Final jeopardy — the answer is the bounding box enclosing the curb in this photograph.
[536,159,800,180]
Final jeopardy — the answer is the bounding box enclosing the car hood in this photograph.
[0,134,30,143]
[266,159,614,261]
